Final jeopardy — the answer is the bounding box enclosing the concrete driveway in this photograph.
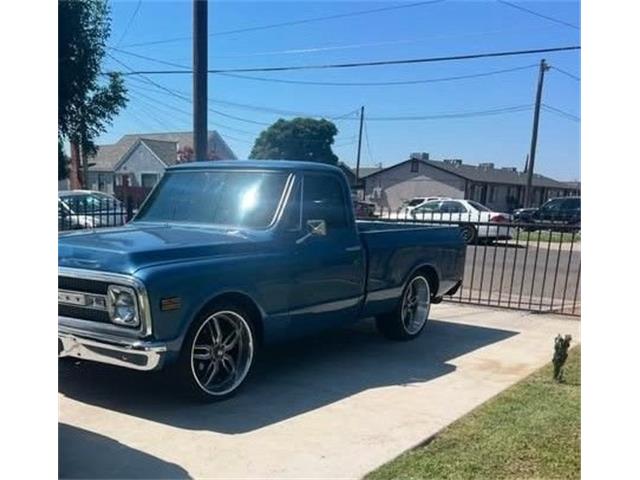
[59,304,580,479]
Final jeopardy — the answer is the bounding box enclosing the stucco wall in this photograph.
[363,162,465,211]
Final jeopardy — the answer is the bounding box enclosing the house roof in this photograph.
[358,167,384,178]
[90,130,237,172]
[140,139,179,166]
[336,163,383,179]
[364,158,570,189]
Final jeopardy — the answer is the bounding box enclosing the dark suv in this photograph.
[514,197,580,230]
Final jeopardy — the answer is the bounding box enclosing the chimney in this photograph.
[410,152,429,161]
[444,158,463,167]
[479,162,495,170]
[501,167,517,172]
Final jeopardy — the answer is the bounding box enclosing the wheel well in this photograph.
[196,292,264,345]
[414,265,439,299]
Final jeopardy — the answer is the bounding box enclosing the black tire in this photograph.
[173,302,258,402]
[459,224,478,244]
[376,274,432,341]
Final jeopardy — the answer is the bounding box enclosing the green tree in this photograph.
[250,118,339,165]
[58,0,127,182]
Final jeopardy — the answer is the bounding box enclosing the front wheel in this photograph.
[376,274,432,341]
[174,304,257,402]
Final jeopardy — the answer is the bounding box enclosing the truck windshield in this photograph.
[135,170,290,228]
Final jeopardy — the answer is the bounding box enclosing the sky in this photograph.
[100,0,581,181]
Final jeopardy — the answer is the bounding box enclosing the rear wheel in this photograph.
[376,274,431,341]
[174,303,257,402]
[459,224,478,244]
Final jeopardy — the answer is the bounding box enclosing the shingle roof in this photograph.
[139,139,178,166]
[358,167,384,178]
[89,130,237,172]
[364,158,570,189]
[424,159,568,188]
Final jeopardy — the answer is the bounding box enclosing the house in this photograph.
[86,131,237,198]
[359,153,580,212]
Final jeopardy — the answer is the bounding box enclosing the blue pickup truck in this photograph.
[59,161,465,400]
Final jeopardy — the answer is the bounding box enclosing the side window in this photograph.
[541,199,562,211]
[303,174,348,230]
[563,198,580,210]
[414,201,441,214]
[440,201,467,214]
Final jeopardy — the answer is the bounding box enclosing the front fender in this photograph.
[135,252,291,350]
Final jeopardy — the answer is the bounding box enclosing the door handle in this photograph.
[345,246,362,252]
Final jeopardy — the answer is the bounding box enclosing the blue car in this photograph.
[59,161,466,401]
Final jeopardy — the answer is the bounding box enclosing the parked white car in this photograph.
[398,196,449,218]
[58,190,128,230]
[410,199,512,244]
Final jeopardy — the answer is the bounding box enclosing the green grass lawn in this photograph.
[513,230,581,244]
[367,346,581,480]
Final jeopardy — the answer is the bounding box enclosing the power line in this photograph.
[364,105,533,121]
[127,81,360,144]
[217,64,538,87]
[542,103,580,122]
[181,25,563,59]
[119,0,446,48]
[123,71,361,121]
[129,91,256,145]
[122,65,534,123]
[116,0,142,47]
[110,47,191,70]
[551,65,580,81]
[126,84,261,136]
[363,119,375,164]
[497,0,579,31]
[109,48,539,86]
[107,45,581,75]
[109,53,274,127]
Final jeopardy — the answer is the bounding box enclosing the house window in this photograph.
[489,186,495,203]
[410,159,419,173]
[141,173,159,189]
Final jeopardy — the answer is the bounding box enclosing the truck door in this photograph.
[287,172,366,334]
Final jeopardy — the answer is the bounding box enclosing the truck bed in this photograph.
[356,219,466,318]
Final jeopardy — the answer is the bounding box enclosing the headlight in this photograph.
[107,285,140,327]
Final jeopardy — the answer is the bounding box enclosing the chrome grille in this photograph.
[58,304,110,323]
[58,276,109,295]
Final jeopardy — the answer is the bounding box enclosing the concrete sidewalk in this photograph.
[59,304,580,479]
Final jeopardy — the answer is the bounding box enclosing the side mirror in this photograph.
[296,219,327,244]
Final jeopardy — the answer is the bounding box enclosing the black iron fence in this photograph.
[356,207,581,317]
[58,194,580,317]
[58,196,144,232]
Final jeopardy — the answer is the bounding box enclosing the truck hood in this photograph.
[58,222,268,275]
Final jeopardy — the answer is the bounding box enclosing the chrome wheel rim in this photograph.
[190,310,254,396]
[401,276,431,335]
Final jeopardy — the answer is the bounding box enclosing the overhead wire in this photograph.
[118,0,447,48]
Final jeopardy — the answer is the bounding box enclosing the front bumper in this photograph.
[58,327,168,371]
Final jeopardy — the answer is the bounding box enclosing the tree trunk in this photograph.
[69,141,82,190]
[80,144,89,189]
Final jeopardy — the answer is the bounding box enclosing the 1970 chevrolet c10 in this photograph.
[59,161,465,400]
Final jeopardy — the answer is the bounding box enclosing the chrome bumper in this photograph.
[58,327,168,371]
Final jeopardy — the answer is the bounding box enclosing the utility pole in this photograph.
[193,0,208,160]
[524,58,549,207]
[355,106,365,183]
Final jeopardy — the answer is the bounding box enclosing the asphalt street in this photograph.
[456,241,581,314]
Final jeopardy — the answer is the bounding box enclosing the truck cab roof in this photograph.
[167,160,343,174]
